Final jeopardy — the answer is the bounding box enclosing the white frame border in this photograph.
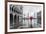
[7,2,43,32]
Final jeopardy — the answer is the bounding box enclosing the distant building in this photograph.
[37,11,41,24]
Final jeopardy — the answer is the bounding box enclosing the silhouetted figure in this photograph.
[30,17,33,28]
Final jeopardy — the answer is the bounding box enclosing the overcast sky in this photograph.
[22,5,42,18]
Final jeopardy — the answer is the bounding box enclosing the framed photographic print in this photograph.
[5,0,45,34]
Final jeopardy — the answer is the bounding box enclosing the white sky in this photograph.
[22,5,42,18]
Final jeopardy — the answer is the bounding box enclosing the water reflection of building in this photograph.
[10,5,23,29]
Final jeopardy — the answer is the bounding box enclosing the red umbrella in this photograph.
[30,16,33,20]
